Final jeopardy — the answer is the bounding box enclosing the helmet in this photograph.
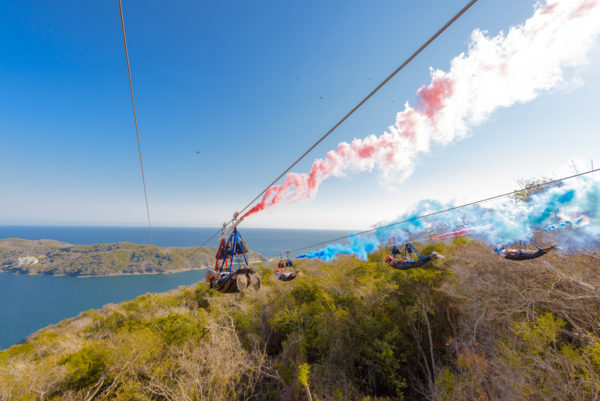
[385,255,392,262]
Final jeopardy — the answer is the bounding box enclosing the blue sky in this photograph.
[1,0,599,230]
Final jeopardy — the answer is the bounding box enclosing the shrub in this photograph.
[150,313,206,345]
[513,312,565,354]
[0,343,34,364]
[452,236,469,246]
[297,362,310,387]
[59,344,108,389]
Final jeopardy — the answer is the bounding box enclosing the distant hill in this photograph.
[0,238,265,276]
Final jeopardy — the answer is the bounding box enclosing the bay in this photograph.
[0,225,350,257]
[0,270,208,350]
[0,225,351,349]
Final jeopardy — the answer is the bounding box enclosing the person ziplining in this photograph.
[275,250,300,281]
[385,243,442,270]
[205,213,261,293]
[495,240,555,261]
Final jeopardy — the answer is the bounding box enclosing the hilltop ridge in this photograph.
[2,239,600,400]
[0,238,266,276]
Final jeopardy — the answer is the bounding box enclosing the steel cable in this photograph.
[118,0,153,245]
[201,0,480,246]
[292,168,600,254]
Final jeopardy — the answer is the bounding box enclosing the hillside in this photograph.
[1,239,600,400]
[0,238,265,276]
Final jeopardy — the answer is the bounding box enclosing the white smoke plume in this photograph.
[244,0,600,219]
[299,167,600,261]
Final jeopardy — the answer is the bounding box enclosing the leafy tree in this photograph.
[59,344,108,389]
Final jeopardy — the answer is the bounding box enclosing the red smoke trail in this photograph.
[243,0,600,220]
[432,228,472,239]
[243,76,454,219]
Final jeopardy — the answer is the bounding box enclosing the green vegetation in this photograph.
[512,177,563,203]
[1,240,599,400]
[0,239,265,276]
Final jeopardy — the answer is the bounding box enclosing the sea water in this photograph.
[0,226,350,349]
[0,270,209,350]
[0,225,349,257]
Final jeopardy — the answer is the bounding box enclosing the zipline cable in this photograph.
[201,0,480,246]
[118,0,153,245]
[292,168,600,254]
[200,220,235,248]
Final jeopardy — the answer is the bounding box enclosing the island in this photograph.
[0,238,266,276]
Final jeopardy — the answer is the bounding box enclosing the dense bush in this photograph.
[60,345,109,389]
[1,241,599,400]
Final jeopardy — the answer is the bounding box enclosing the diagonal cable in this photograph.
[201,0,480,246]
[292,168,600,253]
[118,0,153,245]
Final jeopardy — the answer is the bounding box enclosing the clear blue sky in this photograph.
[1,0,599,229]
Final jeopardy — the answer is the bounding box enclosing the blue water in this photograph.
[0,225,349,257]
[0,225,350,350]
[0,270,209,350]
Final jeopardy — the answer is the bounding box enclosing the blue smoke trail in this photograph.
[299,173,600,261]
[298,235,379,262]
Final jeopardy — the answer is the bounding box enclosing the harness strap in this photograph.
[530,240,543,251]
[405,243,426,262]
[215,239,225,270]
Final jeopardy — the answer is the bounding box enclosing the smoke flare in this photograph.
[299,171,600,261]
[244,0,600,219]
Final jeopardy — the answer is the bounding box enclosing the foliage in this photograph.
[513,312,565,354]
[0,343,34,364]
[0,238,265,276]
[149,312,206,345]
[298,363,310,387]
[512,176,563,203]
[59,344,108,389]
[1,240,599,401]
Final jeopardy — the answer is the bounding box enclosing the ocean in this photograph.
[0,225,350,350]
[0,225,349,257]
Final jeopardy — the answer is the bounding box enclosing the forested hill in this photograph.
[2,238,600,400]
[0,238,265,276]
